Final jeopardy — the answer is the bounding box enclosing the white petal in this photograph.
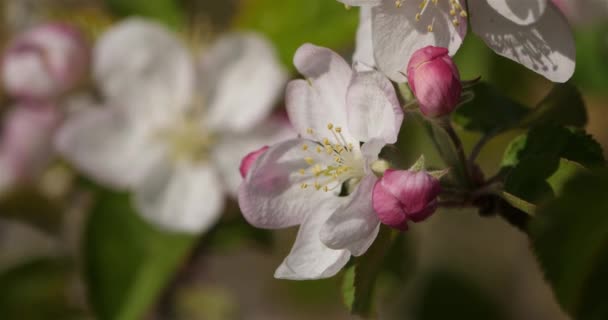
[94,18,194,124]
[238,139,343,229]
[470,2,575,82]
[287,44,355,142]
[212,114,294,197]
[320,174,380,256]
[134,162,224,234]
[346,71,403,144]
[371,0,468,82]
[353,6,376,71]
[275,208,351,280]
[486,0,548,25]
[202,33,287,133]
[56,107,166,189]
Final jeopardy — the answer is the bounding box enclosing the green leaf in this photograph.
[502,126,605,169]
[519,83,587,128]
[453,82,529,135]
[529,169,608,320]
[342,226,396,317]
[234,0,358,69]
[85,190,195,320]
[0,258,83,319]
[502,126,605,203]
[104,0,185,28]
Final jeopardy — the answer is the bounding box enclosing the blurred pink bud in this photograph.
[0,103,62,187]
[372,169,441,231]
[1,22,89,101]
[407,46,462,117]
[240,146,269,178]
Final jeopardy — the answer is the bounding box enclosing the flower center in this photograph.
[157,114,215,163]
[298,123,365,193]
[394,0,468,31]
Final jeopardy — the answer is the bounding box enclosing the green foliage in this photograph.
[84,190,195,320]
[519,83,587,128]
[529,169,608,320]
[104,0,185,28]
[501,126,605,203]
[342,226,403,317]
[572,25,608,93]
[234,0,359,69]
[0,258,82,319]
[453,82,529,135]
[454,82,587,138]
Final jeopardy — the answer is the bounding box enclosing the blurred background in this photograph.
[0,0,607,319]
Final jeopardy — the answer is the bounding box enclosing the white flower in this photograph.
[238,44,403,279]
[342,0,575,83]
[56,18,289,233]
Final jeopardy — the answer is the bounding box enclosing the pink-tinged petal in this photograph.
[372,177,409,230]
[371,0,467,82]
[202,33,287,133]
[353,6,376,71]
[2,22,89,100]
[55,106,166,189]
[213,113,295,197]
[320,174,381,256]
[346,71,403,144]
[0,102,61,185]
[470,1,575,82]
[287,44,355,142]
[239,146,269,179]
[238,139,341,229]
[487,0,548,25]
[133,162,224,234]
[94,18,194,124]
[275,206,351,280]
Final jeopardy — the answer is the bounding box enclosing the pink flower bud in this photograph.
[407,46,462,117]
[1,23,89,101]
[0,103,62,189]
[240,146,269,178]
[372,169,441,231]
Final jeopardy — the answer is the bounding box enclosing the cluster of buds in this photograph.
[0,22,89,192]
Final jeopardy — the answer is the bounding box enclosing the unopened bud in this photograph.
[372,169,441,230]
[407,46,462,117]
[2,22,89,101]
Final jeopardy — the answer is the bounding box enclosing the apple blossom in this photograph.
[239,44,404,280]
[372,169,441,231]
[1,22,89,101]
[341,0,575,83]
[56,19,289,233]
[407,46,462,117]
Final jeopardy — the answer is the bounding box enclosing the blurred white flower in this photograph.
[343,0,576,83]
[551,0,608,26]
[56,19,289,233]
[239,44,404,280]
